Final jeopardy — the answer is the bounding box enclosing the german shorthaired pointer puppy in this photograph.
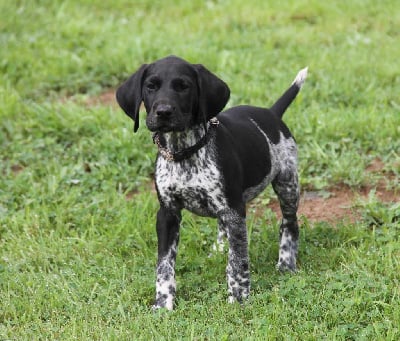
[116,56,308,310]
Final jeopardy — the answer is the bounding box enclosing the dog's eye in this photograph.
[172,79,190,92]
[146,83,158,91]
[145,80,160,91]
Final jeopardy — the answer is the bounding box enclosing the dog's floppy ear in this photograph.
[116,64,148,132]
[194,64,230,122]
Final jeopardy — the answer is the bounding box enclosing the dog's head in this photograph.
[116,55,230,133]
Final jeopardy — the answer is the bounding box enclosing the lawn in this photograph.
[1,0,399,339]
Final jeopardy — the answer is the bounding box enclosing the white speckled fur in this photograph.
[153,237,179,310]
[154,260,176,310]
[156,126,226,217]
[276,227,297,271]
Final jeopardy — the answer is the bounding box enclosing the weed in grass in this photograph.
[358,191,400,228]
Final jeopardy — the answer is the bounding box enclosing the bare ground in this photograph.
[268,184,398,224]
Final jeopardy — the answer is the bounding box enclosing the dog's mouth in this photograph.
[146,116,187,133]
[152,125,174,133]
[147,123,187,133]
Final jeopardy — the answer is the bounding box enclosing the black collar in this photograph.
[152,118,219,162]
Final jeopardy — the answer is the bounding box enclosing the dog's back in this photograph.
[215,106,296,203]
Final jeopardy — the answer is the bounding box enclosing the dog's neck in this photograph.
[162,124,207,152]
[153,118,219,162]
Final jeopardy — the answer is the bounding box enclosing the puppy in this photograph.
[116,56,307,310]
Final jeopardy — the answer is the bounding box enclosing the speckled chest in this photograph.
[155,145,227,217]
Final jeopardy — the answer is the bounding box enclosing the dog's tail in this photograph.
[270,67,308,118]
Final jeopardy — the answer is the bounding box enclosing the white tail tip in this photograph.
[292,66,308,88]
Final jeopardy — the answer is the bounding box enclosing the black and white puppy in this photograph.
[116,56,307,310]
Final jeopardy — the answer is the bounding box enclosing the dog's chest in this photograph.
[155,148,226,216]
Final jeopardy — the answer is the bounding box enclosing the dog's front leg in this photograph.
[153,206,181,310]
[219,208,250,304]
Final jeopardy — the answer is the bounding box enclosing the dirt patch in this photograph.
[61,89,118,107]
[11,164,25,175]
[267,185,399,224]
[85,89,117,107]
[269,187,358,223]
[268,158,399,223]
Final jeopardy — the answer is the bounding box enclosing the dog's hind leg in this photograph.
[153,207,181,310]
[272,171,300,272]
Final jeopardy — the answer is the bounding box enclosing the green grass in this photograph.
[1,0,400,339]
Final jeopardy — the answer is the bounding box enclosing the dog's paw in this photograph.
[227,292,249,305]
[208,234,226,257]
[212,240,225,252]
[228,295,236,304]
[276,260,297,273]
[152,303,174,311]
[152,294,174,311]
[208,245,224,258]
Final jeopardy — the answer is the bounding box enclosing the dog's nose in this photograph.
[155,104,174,118]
